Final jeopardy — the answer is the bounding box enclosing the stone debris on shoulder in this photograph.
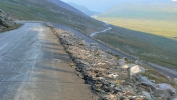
[54,28,177,100]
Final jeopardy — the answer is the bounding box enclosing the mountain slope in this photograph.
[68,2,99,16]
[99,2,177,20]
[0,0,105,34]
[95,2,177,69]
[47,0,87,17]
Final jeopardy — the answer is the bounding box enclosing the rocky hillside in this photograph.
[0,0,105,34]
[0,9,16,32]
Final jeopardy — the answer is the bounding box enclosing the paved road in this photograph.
[0,23,99,100]
[90,27,112,37]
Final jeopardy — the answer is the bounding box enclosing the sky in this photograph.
[61,0,176,12]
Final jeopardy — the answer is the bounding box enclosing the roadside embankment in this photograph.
[0,9,21,33]
[49,26,177,100]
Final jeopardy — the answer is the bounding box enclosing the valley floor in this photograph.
[97,17,177,40]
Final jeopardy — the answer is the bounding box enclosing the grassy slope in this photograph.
[95,27,177,68]
[0,0,104,34]
[94,2,177,68]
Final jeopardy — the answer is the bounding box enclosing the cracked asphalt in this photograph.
[0,23,99,100]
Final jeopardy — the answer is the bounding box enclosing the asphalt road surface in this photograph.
[0,23,99,100]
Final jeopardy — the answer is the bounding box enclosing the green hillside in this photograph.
[0,0,105,34]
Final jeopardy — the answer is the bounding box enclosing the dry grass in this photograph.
[95,30,177,69]
[96,17,177,39]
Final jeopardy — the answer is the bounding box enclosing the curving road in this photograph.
[0,23,98,100]
[90,27,112,37]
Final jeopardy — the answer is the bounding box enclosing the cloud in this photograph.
[172,0,177,1]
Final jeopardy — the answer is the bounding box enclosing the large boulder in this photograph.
[118,58,126,66]
[139,76,157,88]
[130,65,145,75]
[157,83,176,94]
[142,91,153,100]
[154,88,171,99]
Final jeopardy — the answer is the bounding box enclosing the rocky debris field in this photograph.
[52,27,177,100]
[0,9,16,32]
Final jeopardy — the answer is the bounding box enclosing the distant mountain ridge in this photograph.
[47,0,88,17]
[68,2,100,16]
[99,2,177,20]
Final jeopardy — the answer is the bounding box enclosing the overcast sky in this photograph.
[61,0,175,12]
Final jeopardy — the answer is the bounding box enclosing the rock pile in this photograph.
[54,28,177,100]
[0,9,16,32]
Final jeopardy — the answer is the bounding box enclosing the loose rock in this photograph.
[157,83,176,94]
[52,27,176,100]
[130,65,145,75]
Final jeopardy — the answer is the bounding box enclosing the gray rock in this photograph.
[157,83,176,94]
[139,76,157,88]
[173,98,177,100]
[142,91,153,100]
[118,58,126,66]
[154,88,171,99]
